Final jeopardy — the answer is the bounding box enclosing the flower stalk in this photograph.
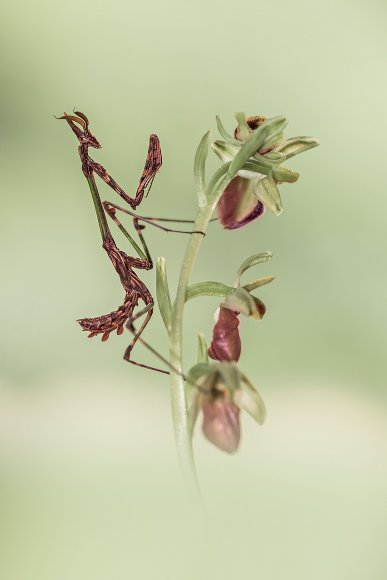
[168,203,218,494]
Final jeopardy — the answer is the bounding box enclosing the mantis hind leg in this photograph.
[123,303,170,374]
[123,304,188,379]
[124,303,154,361]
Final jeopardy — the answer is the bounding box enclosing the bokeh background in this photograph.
[1,0,387,578]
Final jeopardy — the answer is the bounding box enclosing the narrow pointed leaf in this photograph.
[228,116,288,179]
[239,160,272,175]
[186,281,234,302]
[205,162,231,208]
[243,275,275,293]
[197,333,209,365]
[211,140,240,163]
[194,130,211,207]
[254,151,286,165]
[216,115,240,145]
[235,251,273,286]
[277,136,319,159]
[255,175,283,215]
[156,257,172,333]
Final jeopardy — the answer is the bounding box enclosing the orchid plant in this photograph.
[160,113,318,492]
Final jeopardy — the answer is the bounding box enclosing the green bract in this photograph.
[156,256,172,333]
[197,333,209,365]
[277,136,319,159]
[194,130,211,208]
[256,175,283,215]
[234,251,273,287]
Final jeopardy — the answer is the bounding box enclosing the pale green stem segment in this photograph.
[168,174,231,495]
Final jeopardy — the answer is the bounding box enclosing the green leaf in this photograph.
[205,162,231,205]
[197,333,209,365]
[234,375,266,425]
[194,130,211,207]
[277,136,319,159]
[216,115,240,145]
[228,116,288,179]
[254,151,286,165]
[243,275,275,293]
[186,281,234,302]
[211,140,240,163]
[238,160,272,176]
[156,257,172,333]
[235,252,273,286]
[234,112,251,141]
[255,175,283,215]
[272,166,300,183]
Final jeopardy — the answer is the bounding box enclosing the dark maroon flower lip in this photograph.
[220,200,265,230]
[202,398,240,454]
[208,307,241,362]
[216,175,265,230]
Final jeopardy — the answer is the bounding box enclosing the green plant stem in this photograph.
[168,175,231,494]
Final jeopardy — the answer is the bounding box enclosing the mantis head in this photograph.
[55,110,101,149]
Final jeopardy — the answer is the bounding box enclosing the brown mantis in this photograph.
[57,110,204,374]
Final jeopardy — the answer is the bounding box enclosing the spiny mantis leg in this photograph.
[124,304,189,379]
[135,216,219,225]
[123,303,161,371]
[92,134,162,210]
[103,201,206,236]
[102,201,219,235]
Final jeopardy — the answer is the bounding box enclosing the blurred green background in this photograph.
[1,0,387,578]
